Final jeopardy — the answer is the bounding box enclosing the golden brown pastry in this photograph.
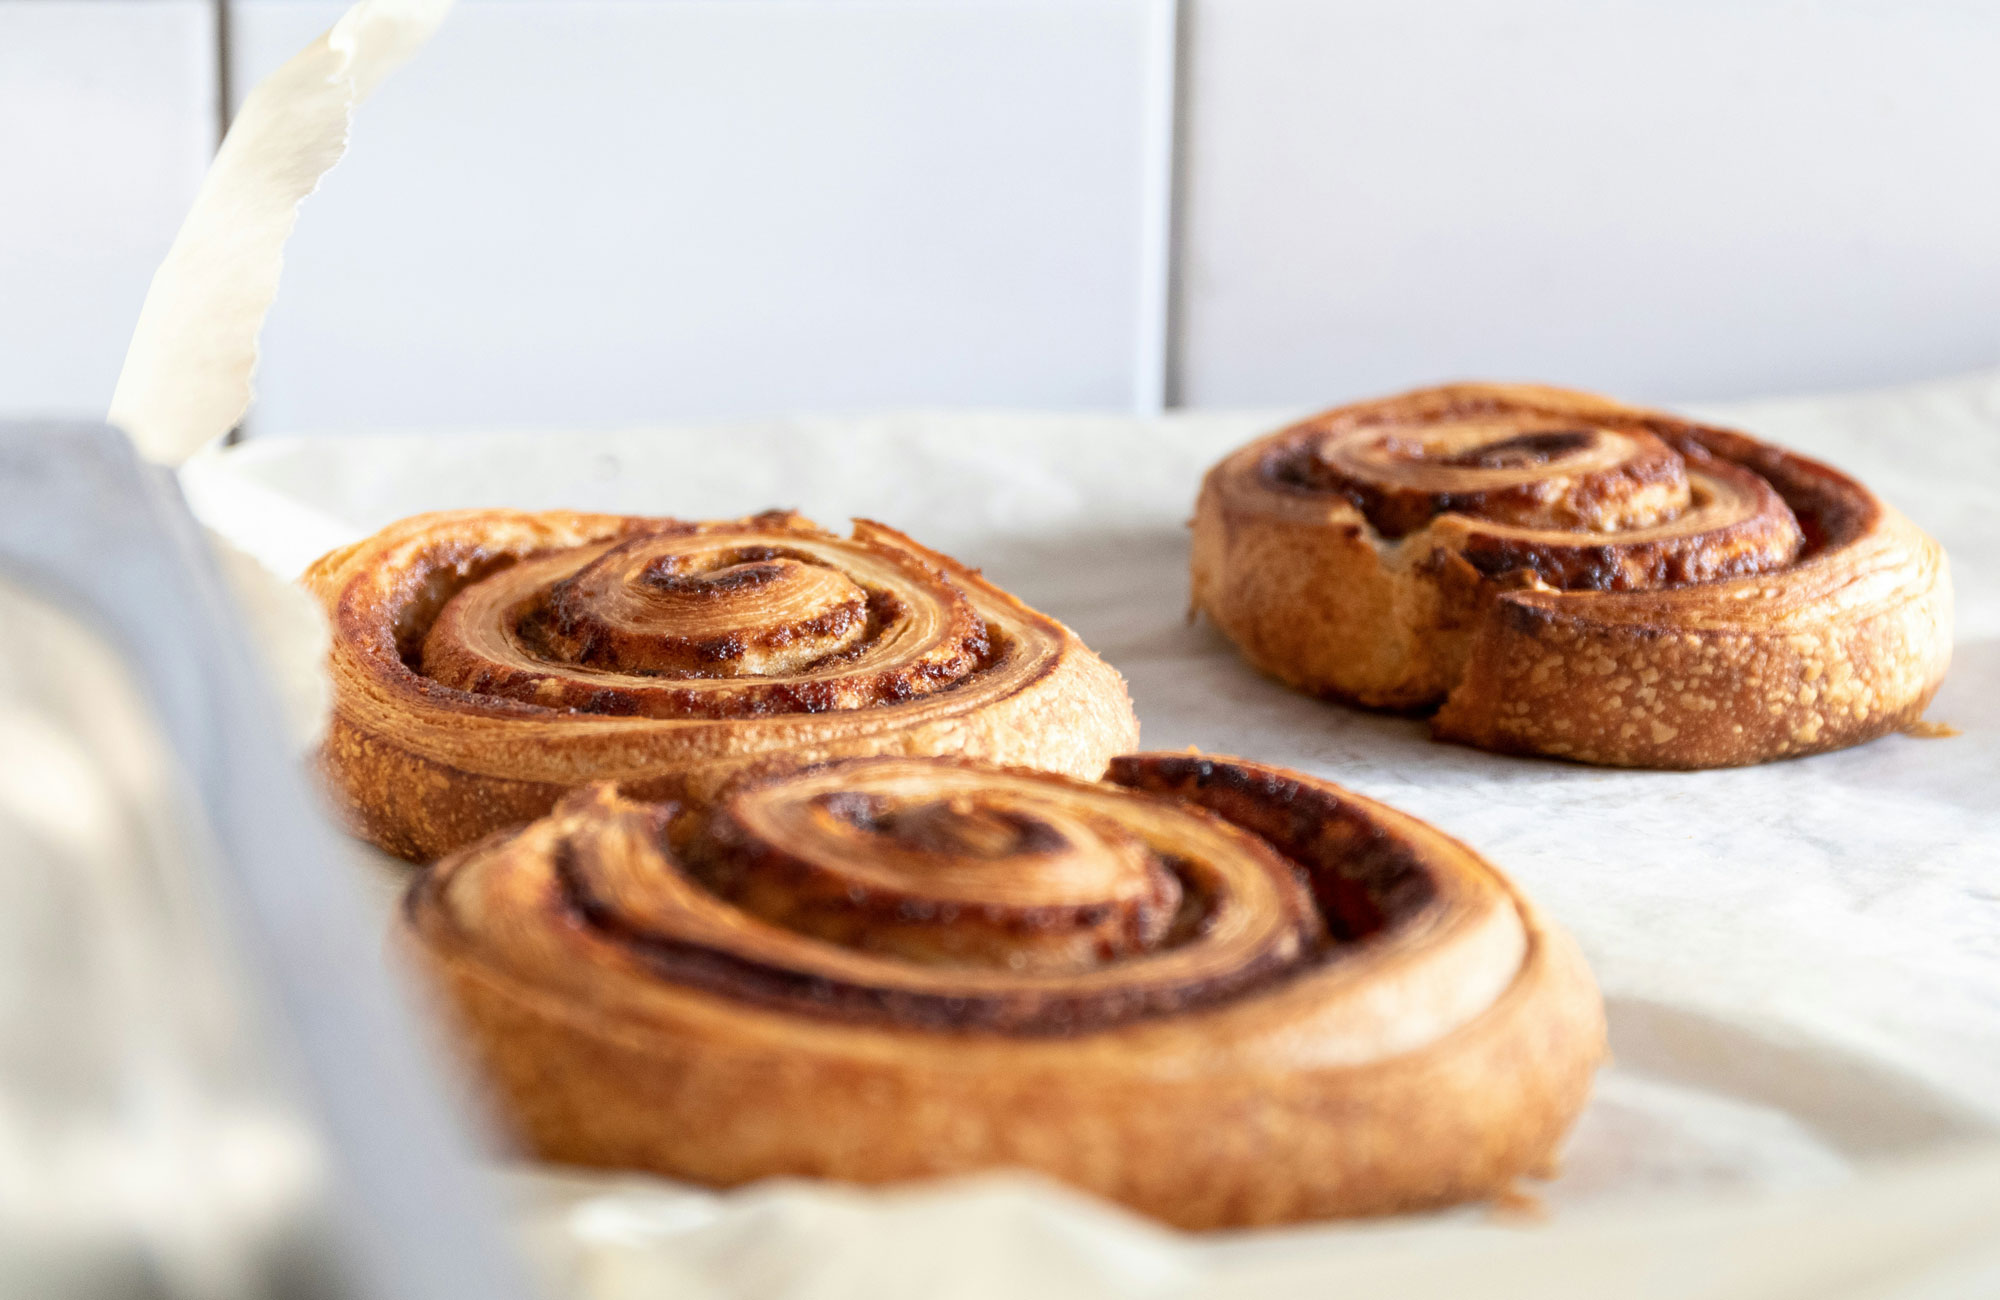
[403,753,1605,1228]
[1192,383,1952,767]
[306,509,1138,861]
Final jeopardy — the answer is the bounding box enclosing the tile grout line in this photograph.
[1159,0,1195,412]
[213,0,234,147]
[214,0,245,446]
[1133,0,1182,416]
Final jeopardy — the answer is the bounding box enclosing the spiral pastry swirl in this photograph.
[404,754,1604,1228]
[1193,383,1952,767]
[306,510,1137,861]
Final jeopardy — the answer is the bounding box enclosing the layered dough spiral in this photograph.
[1193,383,1952,767]
[403,754,1604,1228]
[306,510,1138,861]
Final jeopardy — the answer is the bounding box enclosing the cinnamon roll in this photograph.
[1192,383,1952,767]
[403,754,1604,1228]
[306,510,1138,861]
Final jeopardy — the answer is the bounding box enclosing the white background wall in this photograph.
[229,0,1177,434]
[0,2,215,419]
[3,0,1997,434]
[1173,0,2000,407]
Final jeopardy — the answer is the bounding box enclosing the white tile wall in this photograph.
[229,0,1175,435]
[7,1,1998,431]
[1173,0,2000,406]
[0,1,216,420]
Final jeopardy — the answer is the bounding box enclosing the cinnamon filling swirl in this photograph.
[305,509,1138,861]
[1264,410,1804,590]
[426,759,1364,1035]
[418,526,997,719]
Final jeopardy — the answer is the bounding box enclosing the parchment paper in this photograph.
[182,367,2000,1297]
[109,0,450,465]
[102,0,452,748]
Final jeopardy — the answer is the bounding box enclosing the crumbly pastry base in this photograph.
[402,756,1606,1229]
[307,509,1140,862]
[1191,383,1953,768]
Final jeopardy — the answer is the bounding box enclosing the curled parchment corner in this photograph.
[110,0,453,464]
[105,0,452,748]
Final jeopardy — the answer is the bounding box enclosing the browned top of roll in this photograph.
[418,518,995,718]
[410,753,1537,1058]
[1256,387,1814,591]
[305,509,1136,793]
